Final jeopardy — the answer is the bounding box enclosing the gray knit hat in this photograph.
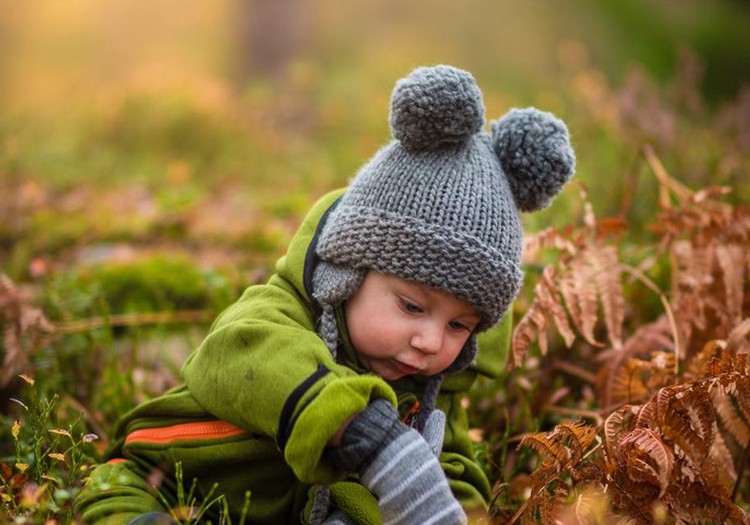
[312,65,574,378]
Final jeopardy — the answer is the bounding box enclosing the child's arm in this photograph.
[76,460,173,524]
[180,276,397,486]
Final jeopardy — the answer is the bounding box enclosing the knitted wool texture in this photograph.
[312,64,575,374]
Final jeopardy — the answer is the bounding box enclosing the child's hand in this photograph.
[421,408,446,457]
[327,400,466,525]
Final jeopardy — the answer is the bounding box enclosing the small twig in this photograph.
[620,264,681,367]
[52,310,214,335]
[643,144,694,205]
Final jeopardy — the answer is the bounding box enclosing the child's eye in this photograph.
[449,321,471,332]
[400,298,423,314]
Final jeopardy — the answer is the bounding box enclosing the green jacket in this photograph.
[76,190,511,525]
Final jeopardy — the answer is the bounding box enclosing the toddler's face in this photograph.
[344,271,479,381]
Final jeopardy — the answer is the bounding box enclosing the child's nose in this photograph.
[410,323,444,355]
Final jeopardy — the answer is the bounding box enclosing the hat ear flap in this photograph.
[443,333,478,374]
[490,108,575,212]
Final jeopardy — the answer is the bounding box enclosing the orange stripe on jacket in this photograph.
[125,420,246,445]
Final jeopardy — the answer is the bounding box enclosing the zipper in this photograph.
[125,420,246,445]
[402,400,421,427]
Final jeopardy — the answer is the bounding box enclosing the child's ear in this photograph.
[490,108,575,212]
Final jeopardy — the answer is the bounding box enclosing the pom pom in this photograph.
[389,65,484,151]
[491,108,575,212]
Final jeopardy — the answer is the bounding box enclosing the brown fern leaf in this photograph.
[712,380,750,449]
[634,398,658,429]
[596,317,675,410]
[522,226,578,264]
[560,256,601,347]
[708,431,739,494]
[511,265,575,367]
[680,383,718,453]
[603,405,639,464]
[511,297,549,368]
[539,266,576,351]
[715,244,746,324]
[598,357,653,409]
[655,385,713,465]
[520,494,558,525]
[518,432,571,470]
[670,240,714,341]
[617,427,674,497]
[725,318,750,355]
[553,421,598,464]
[688,338,726,379]
[597,349,676,413]
[705,347,750,377]
[665,479,750,525]
[586,245,624,349]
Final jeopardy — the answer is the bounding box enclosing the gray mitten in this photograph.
[327,400,466,525]
[421,408,446,457]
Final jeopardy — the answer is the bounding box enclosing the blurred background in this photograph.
[2,0,749,250]
[2,0,750,306]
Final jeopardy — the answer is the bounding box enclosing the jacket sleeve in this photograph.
[76,460,168,525]
[180,275,397,486]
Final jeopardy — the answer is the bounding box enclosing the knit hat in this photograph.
[312,65,574,414]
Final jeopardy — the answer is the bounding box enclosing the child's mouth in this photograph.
[393,360,421,376]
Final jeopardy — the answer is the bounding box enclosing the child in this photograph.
[76,65,574,524]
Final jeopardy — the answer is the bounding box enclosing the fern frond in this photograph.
[601,357,652,408]
[511,265,575,367]
[618,428,673,497]
[708,431,738,493]
[511,296,550,368]
[518,433,570,469]
[715,244,746,324]
[655,386,712,465]
[562,257,601,347]
[712,384,750,449]
[586,246,624,349]
[603,405,639,459]
[554,421,598,464]
[725,318,750,355]
[539,266,576,350]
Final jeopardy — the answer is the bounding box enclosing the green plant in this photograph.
[1,375,99,524]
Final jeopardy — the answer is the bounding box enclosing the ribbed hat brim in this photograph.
[316,204,522,329]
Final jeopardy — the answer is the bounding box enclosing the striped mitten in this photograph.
[327,400,466,525]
